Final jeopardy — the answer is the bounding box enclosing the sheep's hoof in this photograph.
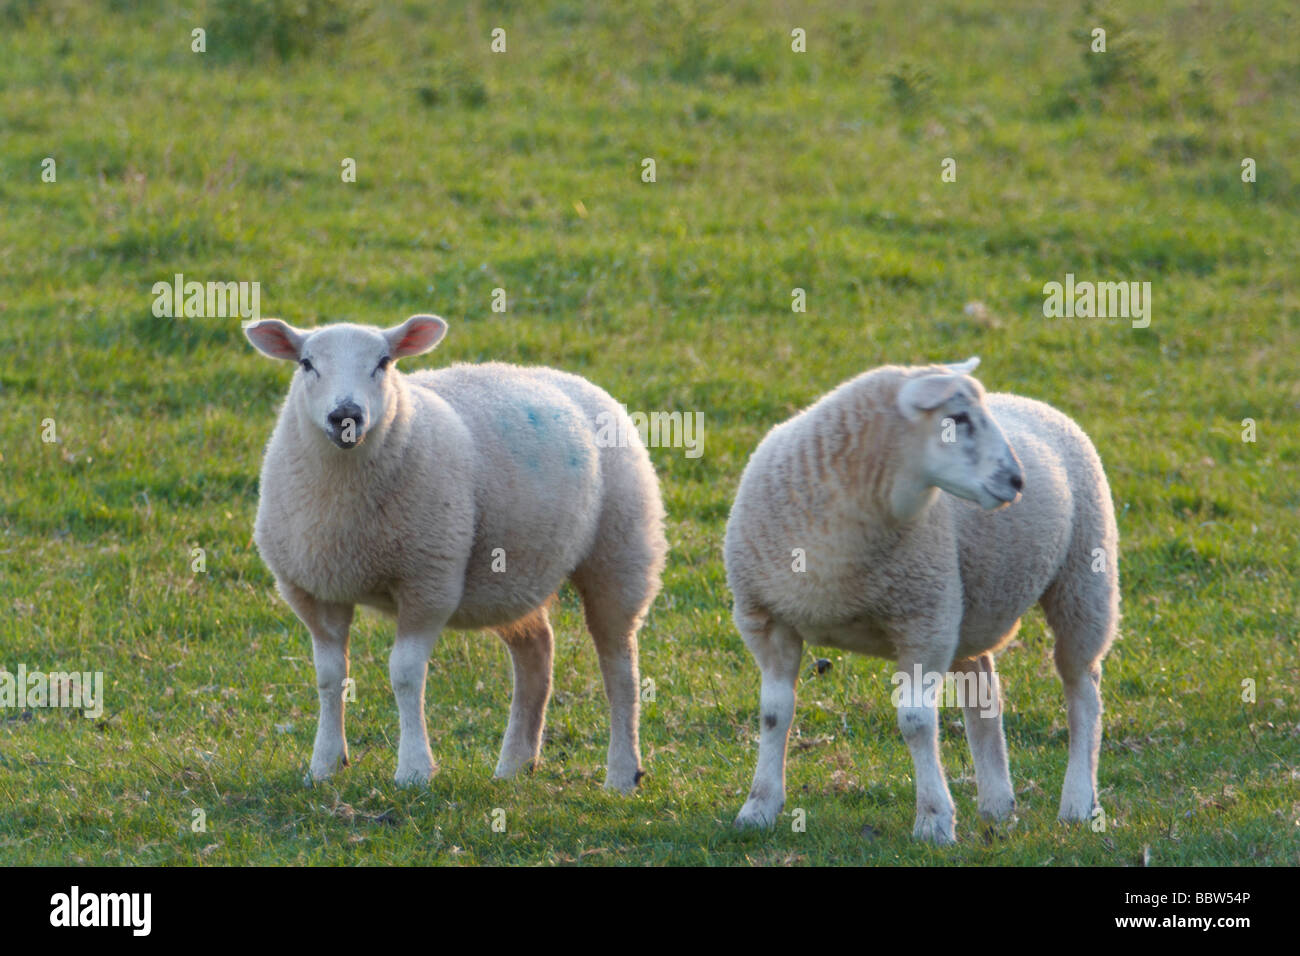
[394,771,434,787]
[1057,800,1097,824]
[603,768,644,794]
[1058,782,1097,822]
[977,794,1017,822]
[734,801,781,829]
[394,760,436,787]
[307,750,348,784]
[493,757,539,779]
[912,814,957,845]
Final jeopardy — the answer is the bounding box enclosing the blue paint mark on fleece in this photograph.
[496,400,587,473]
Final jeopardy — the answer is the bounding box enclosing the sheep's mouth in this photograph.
[980,484,1020,508]
[326,426,366,450]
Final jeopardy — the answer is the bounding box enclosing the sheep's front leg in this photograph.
[953,652,1016,820]
[895,645,958,845]
[389,618,447,785]
[734,620,803,828]
[279,582,354,781]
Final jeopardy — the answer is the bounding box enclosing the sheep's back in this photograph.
[724,384,1116,661]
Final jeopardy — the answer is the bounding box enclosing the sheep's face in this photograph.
[896,359,1024,510]
[245,315,448,450]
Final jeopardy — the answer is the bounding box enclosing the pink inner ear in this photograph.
[395,320,441,355]
[253,325,297,358]
[397,329,426,352]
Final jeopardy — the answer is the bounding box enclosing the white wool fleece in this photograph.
[245,315,666,791]
[727,358,1119,844]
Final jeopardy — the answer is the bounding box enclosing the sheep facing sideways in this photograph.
[725,358,1119,844]
[244,315,666,791]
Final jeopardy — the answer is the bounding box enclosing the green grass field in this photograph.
[1,0,1297,865]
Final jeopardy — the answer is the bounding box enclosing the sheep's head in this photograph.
[245,315,447,449]
[896,357,1024,510]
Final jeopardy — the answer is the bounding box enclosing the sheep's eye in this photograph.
[300,358,314,373]
[951,412,971,427]
[375,356,391,373]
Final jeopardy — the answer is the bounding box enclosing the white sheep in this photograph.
[726,358,1119,843]
[244,315,666,791]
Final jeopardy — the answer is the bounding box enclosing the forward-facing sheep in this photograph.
[244,315,666,790]
[726,358,1119,843]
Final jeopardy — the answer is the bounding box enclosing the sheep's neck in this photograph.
[887,475,938,524]
[826,386,938,527]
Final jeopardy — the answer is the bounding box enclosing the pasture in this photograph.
[0,0,1296,864]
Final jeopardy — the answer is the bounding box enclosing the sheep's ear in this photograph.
[947,356,979,375]
[897,373,964,420]
[244,319,305,361]
[385,314,447,358]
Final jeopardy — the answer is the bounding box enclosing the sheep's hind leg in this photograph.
[734,616,802,828]
[571,573,658,793]
[279,581,354,782]
[1054,653,1103,823]
[1041,571,1117,825]
[492,607,555,779]
[570,471,665,793]
[953,652,1016,820]
[390,607,452,786]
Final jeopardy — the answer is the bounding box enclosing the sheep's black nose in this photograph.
[1009,473,1023,492]
[329,403,365,432]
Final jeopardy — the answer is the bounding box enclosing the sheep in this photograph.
[725,358,1119,843]
[243,315,667,791]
